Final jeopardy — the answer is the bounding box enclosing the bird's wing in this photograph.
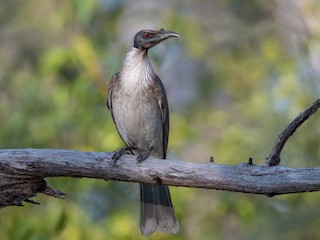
[107,72,119,119]
[154,75,170,159]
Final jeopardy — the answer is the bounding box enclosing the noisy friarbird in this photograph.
[107,29,180,236]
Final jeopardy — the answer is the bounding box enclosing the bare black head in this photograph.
[133,28,180,50]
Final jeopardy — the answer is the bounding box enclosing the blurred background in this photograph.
[0,0,320,239]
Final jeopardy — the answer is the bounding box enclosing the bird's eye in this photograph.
[143,32,151,38]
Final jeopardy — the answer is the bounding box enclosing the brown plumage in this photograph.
[107,29,179,235]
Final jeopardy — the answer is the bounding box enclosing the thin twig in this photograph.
[267,99,320,166]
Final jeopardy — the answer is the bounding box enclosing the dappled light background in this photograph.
[1,0,320,239]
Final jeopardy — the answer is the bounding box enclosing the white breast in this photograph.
[120,47,155,93]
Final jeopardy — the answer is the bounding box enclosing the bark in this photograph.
[1,99,319,208]
[1,148,320,208]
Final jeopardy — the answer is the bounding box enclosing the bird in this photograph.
[107,28,180,236]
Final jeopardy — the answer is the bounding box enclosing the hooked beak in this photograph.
[146,29,180,48]
[157,29,180,40]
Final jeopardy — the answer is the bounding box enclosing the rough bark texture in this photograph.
[1,99,319,208]
[1,148,320,208]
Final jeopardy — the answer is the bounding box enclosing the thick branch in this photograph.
[267,99,320,166]
[1,148,320,207]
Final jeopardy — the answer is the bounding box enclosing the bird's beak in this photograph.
[157,29,180,40]
[147,29,180,48]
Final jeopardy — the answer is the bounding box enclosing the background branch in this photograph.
[1,148,320,208]
[267,99,320,166]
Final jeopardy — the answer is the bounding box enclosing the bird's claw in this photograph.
[112,147,132,164]
[136,153,150,164]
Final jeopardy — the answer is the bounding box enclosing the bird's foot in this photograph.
[136,147,153,164]
[112,147,134,164]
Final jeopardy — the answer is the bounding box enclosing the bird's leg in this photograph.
[112,146,135,163]
[136,147,153,164]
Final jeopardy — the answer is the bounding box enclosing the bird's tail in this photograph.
[140,183,179,236]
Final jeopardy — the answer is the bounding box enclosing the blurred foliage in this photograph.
[1,0,320,239]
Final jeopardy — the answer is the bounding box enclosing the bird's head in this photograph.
[133,28,180,50]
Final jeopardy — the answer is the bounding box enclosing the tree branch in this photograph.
[1,148,320,207]
[267,99,320,166]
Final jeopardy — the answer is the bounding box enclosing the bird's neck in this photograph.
[120,47,156,91]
